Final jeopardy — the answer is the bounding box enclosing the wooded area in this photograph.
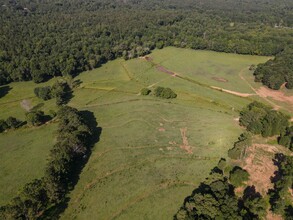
[0,0,292,89]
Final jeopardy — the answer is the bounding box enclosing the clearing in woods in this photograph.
[0,47,292,218]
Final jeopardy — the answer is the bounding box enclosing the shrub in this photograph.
[141,88,151,95]
[6,117,21,129]
[229,166,249,187]
[34,86,52,100]
[26,111,45,126]
[154,86,177,99]
[0,120,8,132]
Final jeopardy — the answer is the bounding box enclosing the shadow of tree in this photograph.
[40,110,102,219]
[0,85,11,99]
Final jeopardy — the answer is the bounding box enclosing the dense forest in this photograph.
[0,0,293,88]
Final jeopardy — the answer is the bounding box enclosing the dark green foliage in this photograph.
[0,119,8,133]
[269,154,293,217]
[140,88,151,96]
[154,86,177,99]
[254,48,293,90]
[228,132,252,159]
[25,110,45,126]
[241,186,267,219]
[5,117,22,129]
[278,126,293,150]
[0,0,292,87]
[229,166,249,187]
[175,173,244,220]
[51,81,71,106]
[239,101,289,137]
[34,81,72,105]
[0,117,22,132]
[34,86,52,100]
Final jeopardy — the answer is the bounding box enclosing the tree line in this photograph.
[176,101,292,219]
[0,106,97,219]
[175,160,266,219]
[254,47,293,90]
[0,0,293,89]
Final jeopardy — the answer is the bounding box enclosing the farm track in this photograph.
[143,56,293,113]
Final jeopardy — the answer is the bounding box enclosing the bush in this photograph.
[6,117,21,129]
[154,86,177,99]
[34,86,52,100]
[141,88,151,96]
[26,111,45,126]
[228,133,251,159]
[229,166,249,187]
[0,120,8,132]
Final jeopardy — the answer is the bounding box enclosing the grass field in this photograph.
[60,48,275,219]
[0,80,60,205]
[0,123,57,205]
[0,47,290,218]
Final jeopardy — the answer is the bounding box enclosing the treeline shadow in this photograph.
[0,85,11,99]
[41,110,102,219]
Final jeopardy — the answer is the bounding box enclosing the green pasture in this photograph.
[0,123,57,205]
[0,47,290,218]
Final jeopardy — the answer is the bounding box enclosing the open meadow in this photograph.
[1,47,291,219]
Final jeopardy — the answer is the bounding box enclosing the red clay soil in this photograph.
[257,86,293,108]
[243,144,278,195]
[180,128,193,154]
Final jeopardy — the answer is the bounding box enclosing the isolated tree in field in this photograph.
[154,86,177,99]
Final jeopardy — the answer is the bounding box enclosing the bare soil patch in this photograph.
[243,144,278,195]
[257,86,293,108]
[266,211,283,220]
[180,128,193,154]
[212,77,228,82]
[156,65,177,77]
[210,86,253,97]
[20,99,32,111]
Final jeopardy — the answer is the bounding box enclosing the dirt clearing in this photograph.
[243,144,279,195]
[257,86,293,108]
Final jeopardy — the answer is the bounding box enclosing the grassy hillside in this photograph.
[1,47,289,218]
[60,48,273,219]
